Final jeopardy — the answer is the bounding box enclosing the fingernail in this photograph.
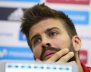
[65,48,69,52]
[70,52,74,56]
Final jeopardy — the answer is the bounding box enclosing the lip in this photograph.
[44,50,56,59]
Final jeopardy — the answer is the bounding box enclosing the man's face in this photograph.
[29,18,75,61]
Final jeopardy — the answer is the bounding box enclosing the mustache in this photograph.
[40,46,61,60]
[39,46,76,62]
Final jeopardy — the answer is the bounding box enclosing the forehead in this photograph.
[29,18,66,38]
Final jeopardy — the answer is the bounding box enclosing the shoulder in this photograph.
[81,63,91,72]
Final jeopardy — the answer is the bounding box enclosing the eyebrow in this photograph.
[30,27,59,42]
[45,27,59,33]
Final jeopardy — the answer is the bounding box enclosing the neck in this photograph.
[76,53,83,72]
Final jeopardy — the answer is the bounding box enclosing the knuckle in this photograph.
[61,57,67,62]
[55,52,61,58]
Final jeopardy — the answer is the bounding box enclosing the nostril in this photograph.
[42,45,45,48]
[46,43,51,47]
[42,43,51,49]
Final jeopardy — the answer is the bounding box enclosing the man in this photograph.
[21,4,91,72]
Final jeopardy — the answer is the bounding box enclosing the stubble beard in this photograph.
[38,42,76,62]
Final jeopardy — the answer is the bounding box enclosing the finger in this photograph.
[67,61,76,64]
[56,52,74,63]
[46,48,69,63]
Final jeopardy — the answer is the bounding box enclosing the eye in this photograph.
[48,31,58,37]
[33,37,41,46]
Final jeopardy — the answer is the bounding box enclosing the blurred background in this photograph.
[0,0,91,66]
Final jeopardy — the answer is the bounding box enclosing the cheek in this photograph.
[53,37,70,49]
[33,47,42,59]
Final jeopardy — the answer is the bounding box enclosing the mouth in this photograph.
[43,50,56,59]
[40,47,60,60]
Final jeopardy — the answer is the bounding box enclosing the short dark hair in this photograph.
[21,3,77,48]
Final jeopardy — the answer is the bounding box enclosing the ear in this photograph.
[72,35,81,52]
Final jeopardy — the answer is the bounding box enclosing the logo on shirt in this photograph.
[80,50,88,64]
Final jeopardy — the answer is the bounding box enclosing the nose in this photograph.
[41,36,51,49]
[42,43,51,49]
